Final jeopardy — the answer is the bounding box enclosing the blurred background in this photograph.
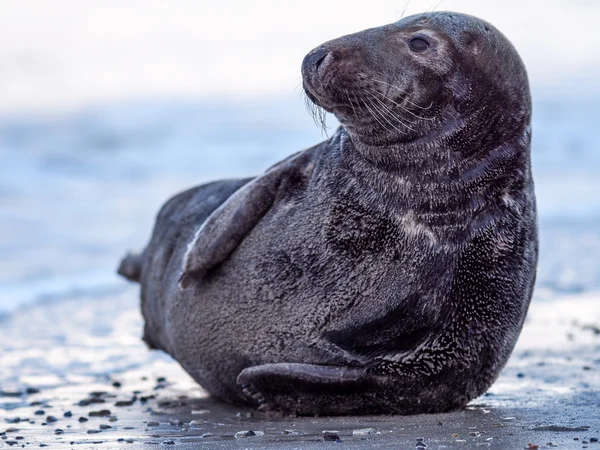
[1,0,600,315]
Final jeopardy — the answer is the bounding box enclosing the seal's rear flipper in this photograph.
[117,251,144,283]
[237,363,378,416]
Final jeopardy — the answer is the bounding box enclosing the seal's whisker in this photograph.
[344,90,358,117]
[302,91,329,134]
[365,95,410,135]
[365,87,435,122]
[368,93,416,132]
[360,97,390,134]
[370,79,433,110]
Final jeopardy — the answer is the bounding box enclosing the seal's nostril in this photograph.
[304,47,329,72]
[314,52,328,70]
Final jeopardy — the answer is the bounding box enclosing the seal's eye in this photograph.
[409,36,430,53]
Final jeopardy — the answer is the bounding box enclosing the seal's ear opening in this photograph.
[460,31,480,54]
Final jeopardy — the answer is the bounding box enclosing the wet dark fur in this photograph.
[118,12,537,415]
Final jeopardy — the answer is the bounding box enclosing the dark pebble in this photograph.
[147,421,160,427]
[63,411,72,418]
[40,445,48,448]
[89,410,111,417]
[99,425,112,430]
[125,438,134,443]
[78,417,88,422]
[517,373,525,378]
[163,440,175,445]
[87,429,102,434]
[5,428,19,433]
[112,382,122,388]
[15,436,24,440]
[46,416,58,423]
[26,387,40,395]
[115,400,134,407]
[590,437,598,442]
[34,410,45,416]
[0,391,22,397]
[156,377,166,383]
[323,430,341,442]
[5,418,21,424]
[54,429,64,435]
[118,438,125,442]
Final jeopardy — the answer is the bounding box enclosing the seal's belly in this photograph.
[188,196,447,366]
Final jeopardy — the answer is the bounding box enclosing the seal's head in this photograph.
[302,12,531,151]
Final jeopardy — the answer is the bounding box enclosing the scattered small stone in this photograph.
[525,444,539,449]
[46,416,58,423]
[15,436,24,440]
[34,410,45,416]
[87,429,102,434]
[283,429,302,435]
[353,428,376,436]
[416,437,427,449]
[147,421,160,427]
[39,445,48,448]
[5,418,21,424]
[322,430,341,442]
[235,430,257,438]
[140,395,155,403]
[590,437,598,442]
[5,428,19,433]
[108,416,118,422]
[545,443,558,447]
[54,429,64,435]
[63,411,72,418]
[123,426,135,430]
[156,377,166,383]
[533,425,590,432]
[78,417,88,423]
[99,424,112,430]
[0,391,22,397]
[163,440,175,445]
[574,437,580,441]
[88,410,111,417]
[112,382,122,388]
[201,433,213,438]
[117,438,125,442]
[438,422,443,426]
[115,400,134,407]
[125,439,134,443]
[469,431,482,437]
[26,387,40,395]
[517,373,525,378]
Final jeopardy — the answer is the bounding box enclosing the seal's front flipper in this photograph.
[179,145,321,289]
[237,363,377,416]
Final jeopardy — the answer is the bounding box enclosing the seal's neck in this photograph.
[337,120,531,226]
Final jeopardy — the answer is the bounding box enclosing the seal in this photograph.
[118,11,537,415]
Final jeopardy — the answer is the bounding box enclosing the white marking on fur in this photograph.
[400,211,437,243]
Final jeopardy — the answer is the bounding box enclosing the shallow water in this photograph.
[1,95,600,314]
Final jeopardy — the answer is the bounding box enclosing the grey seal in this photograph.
[118,11,537,415]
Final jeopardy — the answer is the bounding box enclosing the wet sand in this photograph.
[1,287,599,449]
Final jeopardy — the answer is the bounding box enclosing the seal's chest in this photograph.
[323,199,403,258]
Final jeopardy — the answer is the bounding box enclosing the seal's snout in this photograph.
[301,47,333,92]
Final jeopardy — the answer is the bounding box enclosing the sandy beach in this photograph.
[1,285,599,449]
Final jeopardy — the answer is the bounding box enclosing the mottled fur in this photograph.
[118,12,537,415]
